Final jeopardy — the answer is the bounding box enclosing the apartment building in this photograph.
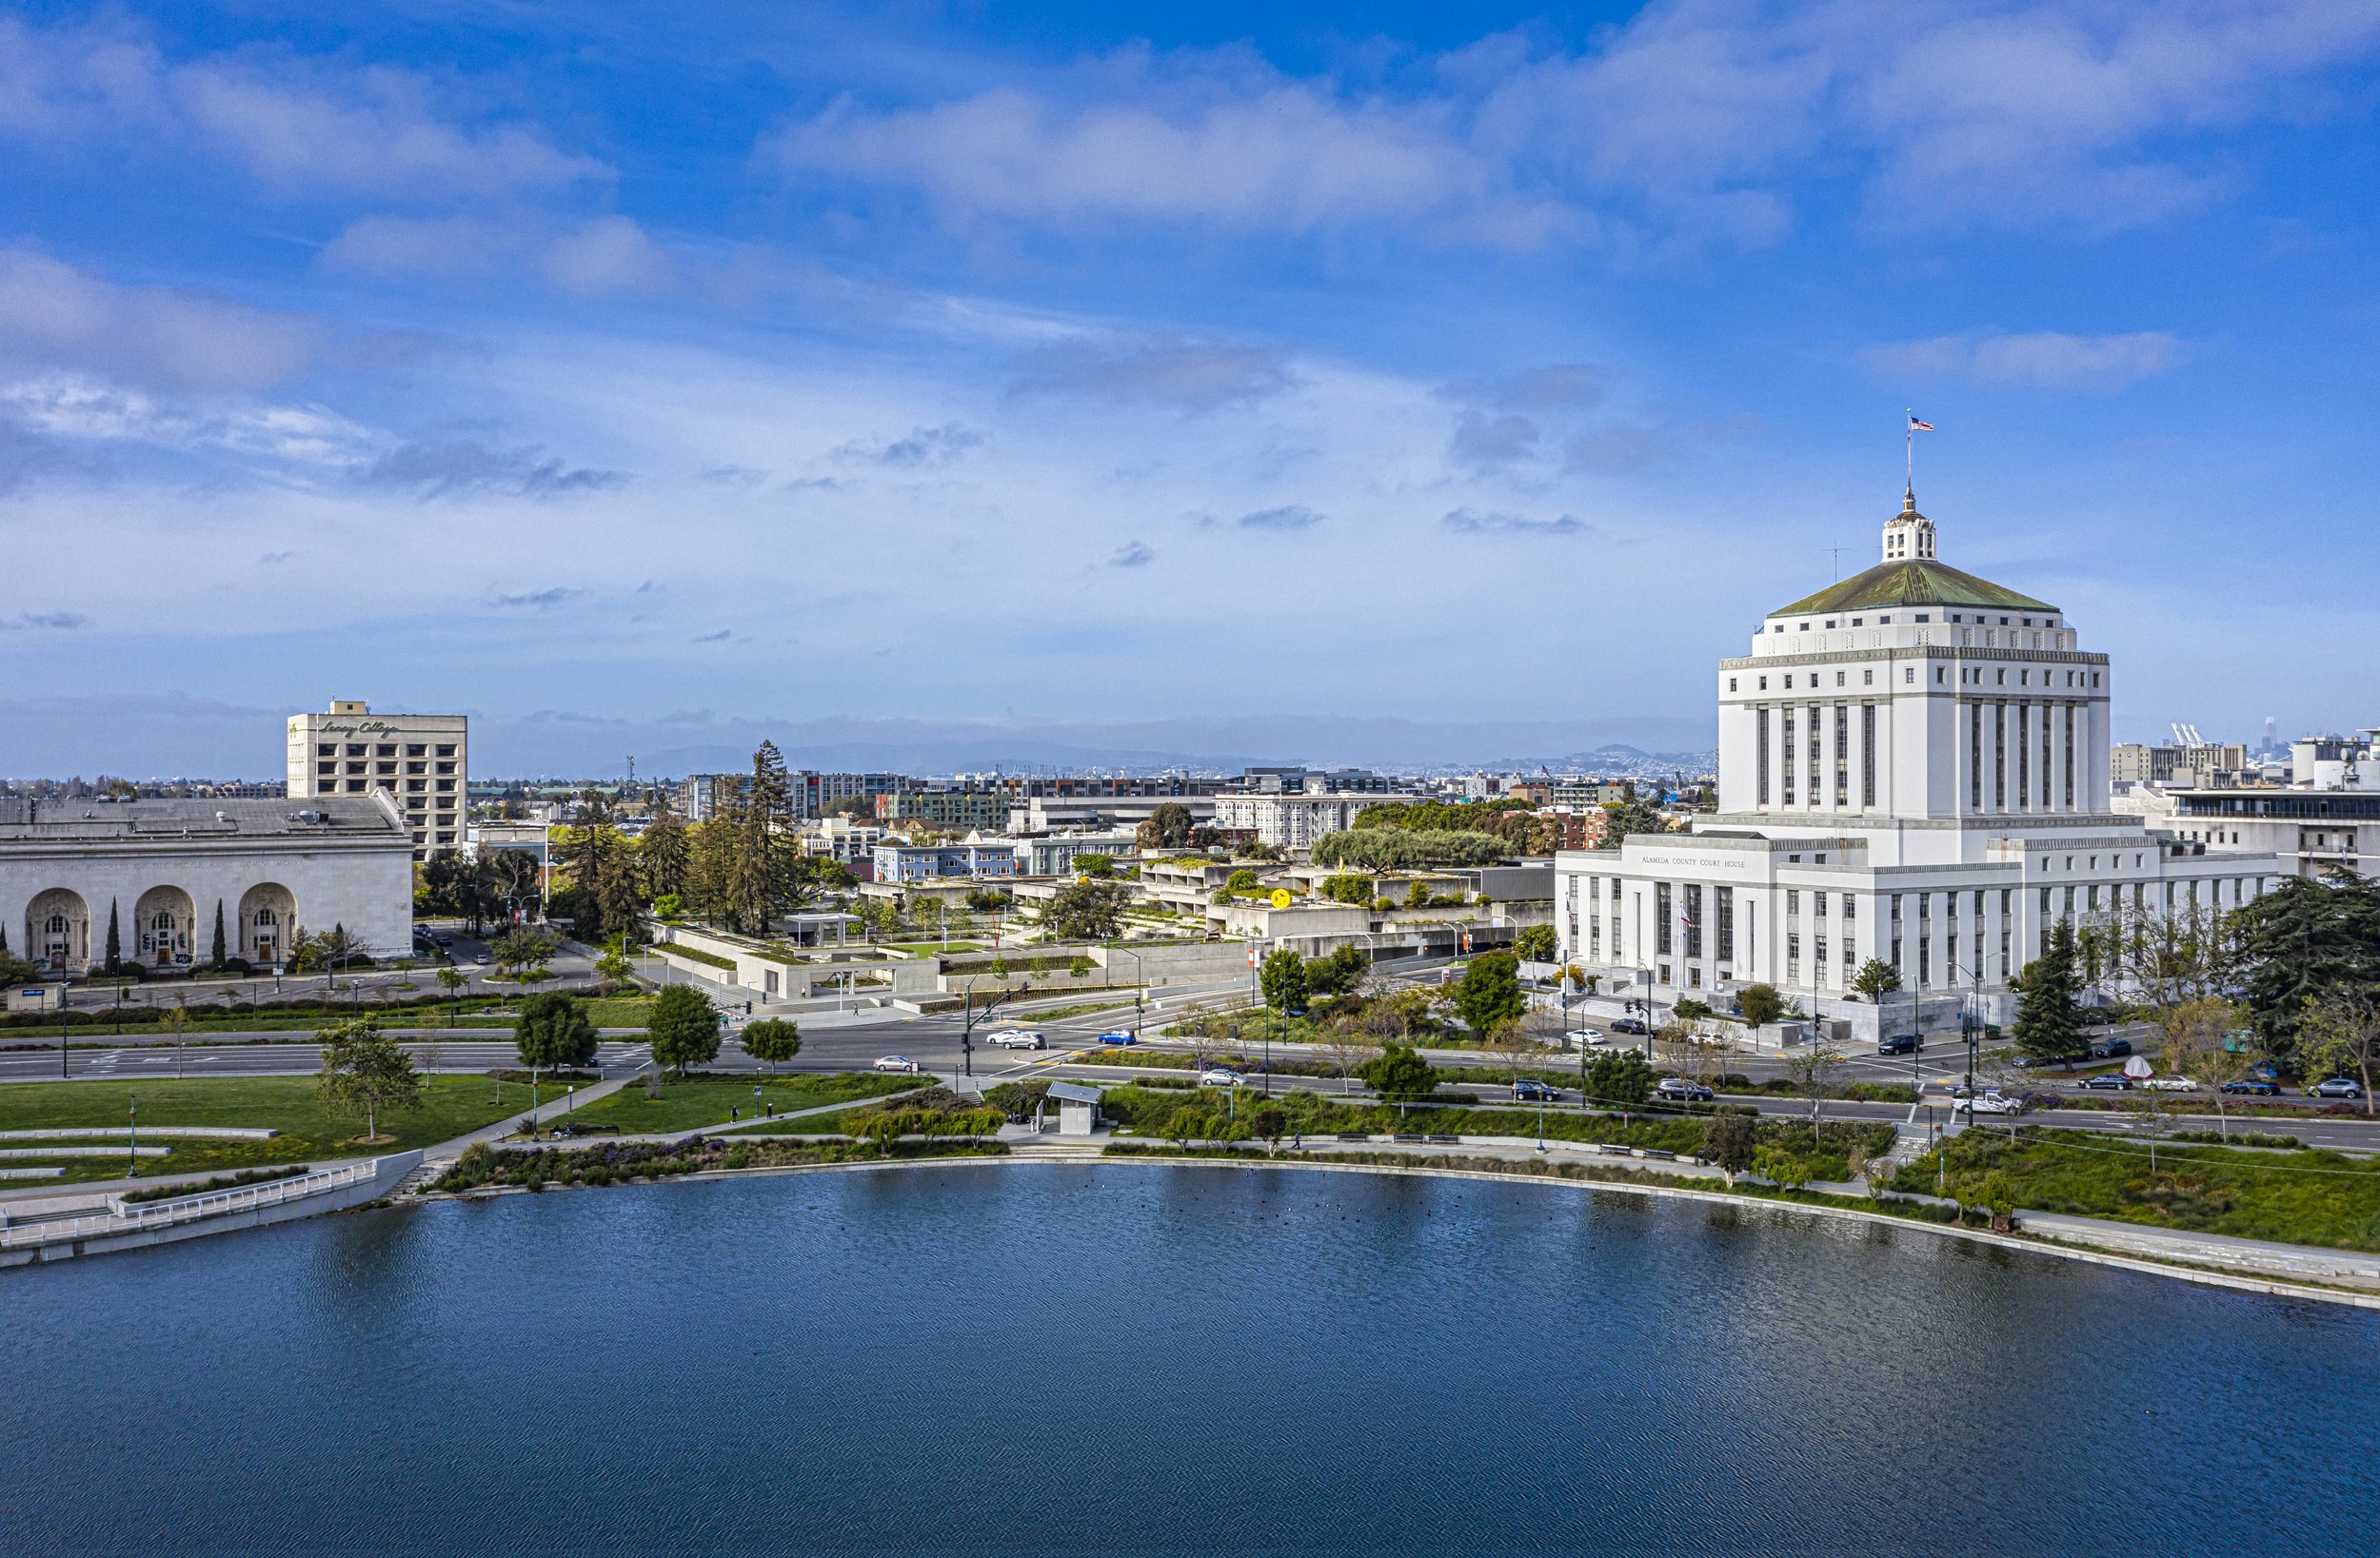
[286,700,466,861]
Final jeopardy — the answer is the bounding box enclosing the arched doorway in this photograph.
[133,885,197,969]
[25,889,89,973]
[238,882,296,967]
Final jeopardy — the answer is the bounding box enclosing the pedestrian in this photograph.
[730,1106,739,1122]
[764,1103,774,1119]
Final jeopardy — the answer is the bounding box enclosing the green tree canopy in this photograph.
[1735,983,1787,1028]
[1701,1112,1757,1183]
[1359,1044,1437,1101]
[315,1018,424,1142]
[1311,829,1508,870]
[743,1017,803,1070]
[1454,951,1526,1034]
[514,992,599,1074]
[1583,1049,1655,1110]
[2231,875,2380,1065]
[1514,924,1557,962]
[2012,917,2086,1065]
[1599,793,1671,842]
[1850,958,1903,1003]
[647,983,722,1076]
[1041,879,1128,941]
[1303,944,1369,997]
[1136,801,1196,851]
[1260,946,1309,1013]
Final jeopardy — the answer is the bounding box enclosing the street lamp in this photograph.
[126,1093,138,1179]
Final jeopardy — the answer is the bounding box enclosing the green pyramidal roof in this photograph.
[1773,559,2056,617]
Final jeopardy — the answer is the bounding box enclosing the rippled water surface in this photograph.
[5,1161,2377,1555]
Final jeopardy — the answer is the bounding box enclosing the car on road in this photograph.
[1199,1067,1245,1087]
[1565,1028,1606,1049]
[1611,1017,1651,1036]
[434,934,454,947]
[873,1055,923,1074]
[2088,1037,2134,1059]
[472,955,491,966]
[1877,1035,1923,1056]
[2220,1078,2280,1096]
[1512,1078,1563,1102]
[2310,1077,2368,1099]
[1097,1029,1138,1046]
[987,1029,1045,1050]
[1653,1078,1714,1103]
[2141,1075,2199,1092]
[1954,1091,2025,1115]
[2077,1074,2132,1091]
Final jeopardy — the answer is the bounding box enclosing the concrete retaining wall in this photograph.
[0,1151,421,1268]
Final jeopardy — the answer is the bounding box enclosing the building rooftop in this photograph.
[0,796,406,841]
[1772,558,2056,618]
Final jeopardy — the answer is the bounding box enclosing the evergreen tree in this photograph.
[104,899,121,973]
[647,984,723,1076]
[2012,917,2086,1066]
[210,900,227,967]
[639,812,690,900]
[2231,874,2380,1067]
[1259,946,1309,1013]
[1454,951,1527,1034]
[725,741,798,933]
[514,992,600,1074]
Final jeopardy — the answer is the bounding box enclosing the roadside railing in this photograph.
[0,1160,371,1251]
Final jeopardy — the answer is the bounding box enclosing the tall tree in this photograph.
[315,1019,424,1143]
[1136,801,1195,850]
[210,900,227,967]
[639,812,690,901]
[2012,917,2085,1067]
[514,992,599,1075]
[2231,874,2380,1067]
[724,741,799,934]
[104,898,121,973]
[647,984,722,1076]
[1260,946,1308,1014]
[1454,951,1526,1035]
[2297,986,2380,1117]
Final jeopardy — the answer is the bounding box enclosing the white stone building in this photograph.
[1554,490,2279,1029]
[3,796,415,976]
[287,700,467,861]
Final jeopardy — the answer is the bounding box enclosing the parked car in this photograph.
[1955,1091,2025,1115]
[1199,1067,1245,1087]
[1512,1078,1563,1102]
[2141,1075,2199,1092]
[1611,1017,1651,1036]
[2078,1074,2132,1092]
[987,1029,1045,1050]
[2088,1037,2134,1059]
[2310,1077,2368,1099]
[873,1055,922,1074]
[2220,1078,2280,1096]
[1653,1078,1714,1103]
[1878,1035,1923,1056]
[1565,1028,1607,1049]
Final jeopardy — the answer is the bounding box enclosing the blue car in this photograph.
[1097,1029,1138,1046]
[2220,1078,2280,1096]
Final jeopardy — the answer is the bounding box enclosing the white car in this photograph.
[2141,1075,2200,1092]
[987,1029,1045,1050]
[873,1055,922,1074]
[1199,1067,1245,1086]
[1955,1091,2025,1115]
[1566,1028,1607,1048]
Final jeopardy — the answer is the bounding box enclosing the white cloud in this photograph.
[1860,329,2187,391]
[0,248,321,393]
[1011,339,1295,411]
[763,3,2380,246]
[0,376,377,467]
[0,16,605,203]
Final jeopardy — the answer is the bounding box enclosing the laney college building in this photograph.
[1556,492,2279,1031]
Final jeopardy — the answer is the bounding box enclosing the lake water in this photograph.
[4,1161,2377,1556]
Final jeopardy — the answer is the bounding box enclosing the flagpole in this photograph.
[1905,408,1914,494]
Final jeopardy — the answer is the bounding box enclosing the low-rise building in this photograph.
[3,795,414,974]
[2119,731,2380,880]
[1006,796,1218,833]
[870,842,1021,883]
[1211,792,1394,849]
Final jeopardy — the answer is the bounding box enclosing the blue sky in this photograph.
[3,1,2378,776]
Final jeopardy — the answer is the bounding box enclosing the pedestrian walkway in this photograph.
[2017,1211,2380,1290]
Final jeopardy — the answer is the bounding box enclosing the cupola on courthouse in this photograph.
[1554,489,2280,1028]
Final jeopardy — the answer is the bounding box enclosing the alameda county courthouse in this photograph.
[1554,489,2278,1035]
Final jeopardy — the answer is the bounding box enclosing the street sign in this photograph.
[1269,889,1293,909]
[1247,948,1259,967]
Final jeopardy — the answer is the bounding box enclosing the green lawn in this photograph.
[1902,1127,2380,1252]
[0,1075,534,1185]
[559,1072,921,1135]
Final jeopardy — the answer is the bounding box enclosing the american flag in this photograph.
[1908,414,1934,432]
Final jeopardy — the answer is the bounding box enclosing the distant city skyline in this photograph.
[5,3,2378,770]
